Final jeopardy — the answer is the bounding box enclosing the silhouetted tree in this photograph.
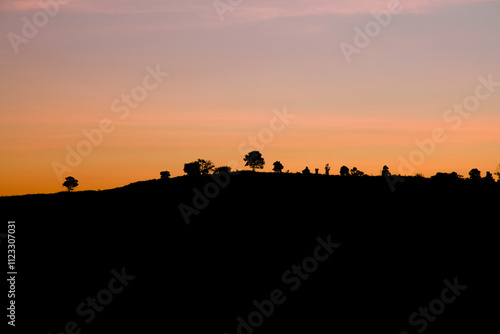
[302,167,311,175]
[273,161,284,173]
[214,166,231,174]
[484,171,495,183]
[184,161,201,177]
[381,165,390,177]
[350,167,364,177]
[63,176,78,192]
[325,164,330,176]
[340,166,349,177]
[495,163,500,181]
[244,151,265,171]
[197,159,215,175]
[469,168,481,180]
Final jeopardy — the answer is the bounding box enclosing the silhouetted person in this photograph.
[469,168,481,180]
[340,166,349,176]
[184,161,201,177]
[244,151,265,171]
[63,176,78,192]
[160,171,171,180]
[315,168,319,175]
[325,164,330,176]
[273,161,284,173]
[302,167,311,175]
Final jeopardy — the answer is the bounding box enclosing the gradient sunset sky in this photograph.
[1,0,499,195]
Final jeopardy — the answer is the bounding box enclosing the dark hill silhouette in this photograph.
[1,172,498,333]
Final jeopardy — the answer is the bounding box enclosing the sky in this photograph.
[1,0,499,195]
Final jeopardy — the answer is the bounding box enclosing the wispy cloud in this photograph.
[0,0,205,14]
[2,0,496,15]
[227,0,499,21]
[1,0,497,34]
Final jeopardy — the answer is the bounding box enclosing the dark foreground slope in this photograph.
[1,172,498,333]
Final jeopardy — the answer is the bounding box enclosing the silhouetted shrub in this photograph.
[431,172,461,182]
[350,167,364,177]
[340,166,349,176]
[381,165,390,177]
[160,171,170,180]
[197,159,215,175]
[273,161,284,173]
[483,171,495,183]
[184,161,201,177]
[214,166,231,174]
[325,164,331,176]
[469,168,481,180]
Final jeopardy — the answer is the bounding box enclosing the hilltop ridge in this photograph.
[1,171,497,333]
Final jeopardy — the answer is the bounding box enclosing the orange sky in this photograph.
[1,0,499,195]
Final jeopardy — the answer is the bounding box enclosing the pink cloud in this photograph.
[2,0,496,15]
[226,0,499,21]
[1,0,496,33]
[0,0,209,14]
